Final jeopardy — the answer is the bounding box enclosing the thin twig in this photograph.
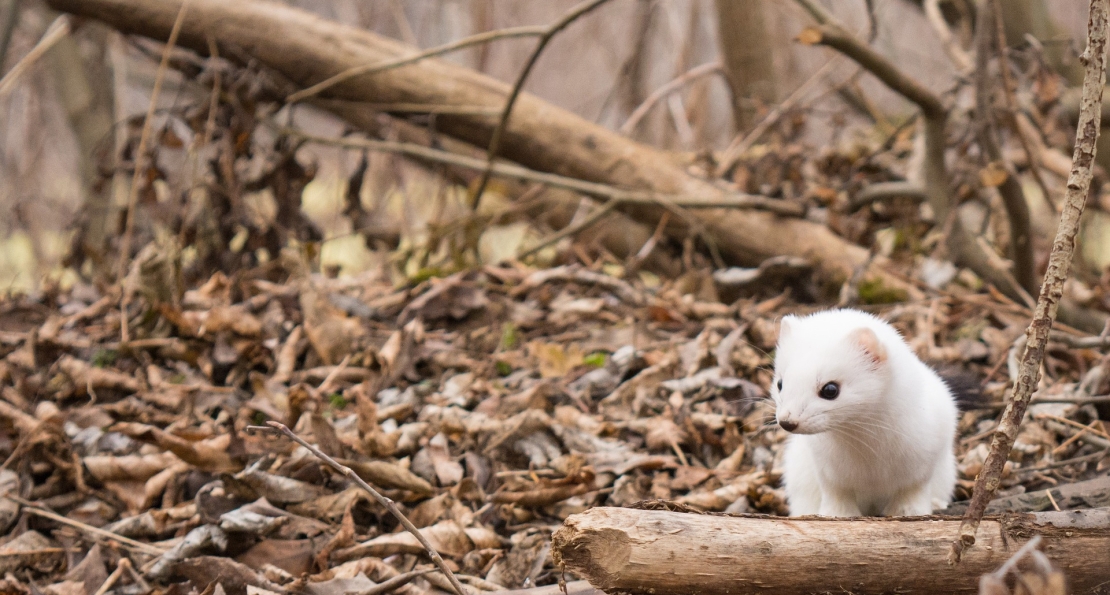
[286,25,545,104]
[92,559,131,595]
[1014,447,1110,474]
[7,495,168,555]
[924,0,974,74]
[719,57,840,173]
[794,0,945,119]
[847,181,929,211]
[0,14,70,99]
[518,201,617,260]
[252,422,467,595]
[117,0,189,343]
[973,0,1035,295]
[990,536,1043,580]
[620,61,723,135]
[469,0,614,211]
[951,0,1109,563]
[279,127,805,216]
[355,568,436,595]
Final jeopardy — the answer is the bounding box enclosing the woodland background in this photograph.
[0,1,1109,594]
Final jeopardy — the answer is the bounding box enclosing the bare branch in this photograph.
[620,61,724,135]
[279,126,806,217]
[973,0,1035,295]
[847,181,929,211]
[952,0,1109,563]
[797,23,945,119]
[792,0,1033,306]
[0,15,70,99]
[924,0,973,74]
[990,0,1056,214]
[7,494,168,556]
[719,57,840,173]
[469,0,614,211]
[254,422,468,595]
[286,25,546,104]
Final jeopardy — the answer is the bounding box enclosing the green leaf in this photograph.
[91,349,118,368]
[500,322,519,351]
[583,352,607,368]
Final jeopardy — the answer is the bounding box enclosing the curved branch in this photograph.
[848,181,928,211]
[620,61,723,135]
[973,0,1035,295]
[280,126,807,217]
[797,24,946,119]
[924,0,974,74]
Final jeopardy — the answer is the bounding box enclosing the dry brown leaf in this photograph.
[0,530,64,574]
[83,452,183,482]
[336,520,499,560]
[236,538,317,576]
[339,459,434,495]
[111,422,241,473]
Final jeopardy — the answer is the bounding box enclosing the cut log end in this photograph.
[552,523,631,590]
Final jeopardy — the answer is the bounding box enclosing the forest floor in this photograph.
[0,254,1108,594]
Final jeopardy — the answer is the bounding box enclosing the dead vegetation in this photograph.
[0,0,1109,593]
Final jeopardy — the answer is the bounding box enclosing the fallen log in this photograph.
[47,0,910,294]
[551,506,1110,595]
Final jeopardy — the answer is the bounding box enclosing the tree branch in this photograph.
[620,61,723,135]
[0,14,70,99]
[285,25,546,104]
[973,0,1035,295]
[793,0,946,120]
[792,0,1032,306]
[253,422,467,595]
[469,0,613,210]
[952,0,1109,563]
[279,126,807,217]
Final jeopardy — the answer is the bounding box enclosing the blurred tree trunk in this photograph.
[714,0,777,131]
[50,23,116,280]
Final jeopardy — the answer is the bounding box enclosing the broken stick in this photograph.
[952,0,1110,562]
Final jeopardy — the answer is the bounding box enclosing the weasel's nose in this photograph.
[778,419,799,433]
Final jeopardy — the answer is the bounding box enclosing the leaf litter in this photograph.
[0,255,1109,593]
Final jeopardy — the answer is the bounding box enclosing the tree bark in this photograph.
[714,0,777,130]
[552,507,1110,595]
[43,0,902,293]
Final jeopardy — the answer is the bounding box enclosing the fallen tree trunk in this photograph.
[552,507,1110,595]
[47,0,901,291]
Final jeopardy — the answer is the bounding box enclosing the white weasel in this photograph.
[771,309,958,517]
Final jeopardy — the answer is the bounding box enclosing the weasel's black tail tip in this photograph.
[934,365,984,411]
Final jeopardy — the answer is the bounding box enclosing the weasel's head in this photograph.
[771,311,893,435]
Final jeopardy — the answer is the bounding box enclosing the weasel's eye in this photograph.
[776,379,783,391]
[819,382,840,400]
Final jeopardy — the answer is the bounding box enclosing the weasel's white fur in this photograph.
[772,309,958,517]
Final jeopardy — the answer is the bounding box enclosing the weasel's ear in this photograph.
[848,327,887,366]
[778,315,797,341]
